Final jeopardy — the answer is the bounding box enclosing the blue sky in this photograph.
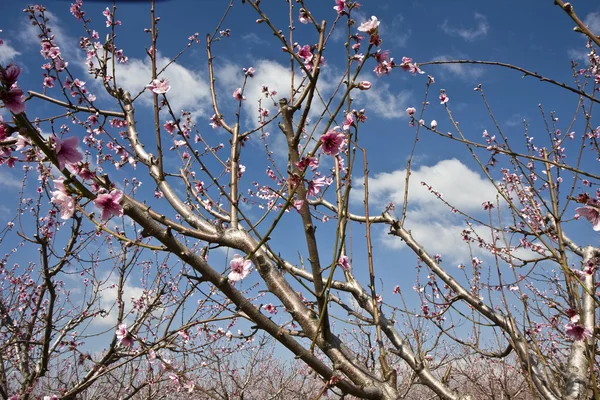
[0,0,599,354]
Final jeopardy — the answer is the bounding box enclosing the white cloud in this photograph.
[0,40,20,64]
[354,78,412,119]
[359,159,500,262]
[241,32,269,47]
[390,14,411,48]
[584,12,600,35]
[18,9,80,62]
[440,13,489,41]
[505,113,527,128]
[568,48,588,63]
[0,204,12,220]
[432,55,484,80]
[379,214,468,256]
[110,53,211,118]
[235,60,292,123]
[0,171,23,188]
[358,158,497,212]
[94,273,149,328]
[213,59,343,158]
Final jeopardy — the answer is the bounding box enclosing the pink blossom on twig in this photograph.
[146,78,171,94]
[52,135,83,170]
[228,254,252,282]
[93,190,124,220]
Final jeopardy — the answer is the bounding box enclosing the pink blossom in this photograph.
[146,78,171,94]
[228,254,252,282]
[356,81,371,90]
[439,90,449,104]
[482,201,494,210]
[93,190,124,220]
[68,162,94,180]
[209,114,223,129]
[320,129,345,155]
[400,57,424,75]
[262,303,277,314]
[183,381,195,393]
[296,45,313,63]
[178,330,190,342]
[244,67,255,77]
[116,323,133,347]
[0,116,6,140]
[169,374,180,386]
[70,0,84,20]
[406,107,416,116]
[565,322,592,341]
[374,60,394,77]
[431,120,438,129]
[357,16,379,34]
[0,63,21,85]
[2,85,25,114]
[73,78,86,88]
[342,113,355,131]
[299,9,310,24]
[52,135,83,170]
[233,88,246,101]
[15,134,29,150]
[333,0,346,15]
[373,50,390,63]
[296,156,319,171]
[338,255,351,271]
[164,120,177,134]
[43,76,55,88]
[307,176,327,197]
[566,309,580,323]
[575,206,600,231]
[51,178,75,220]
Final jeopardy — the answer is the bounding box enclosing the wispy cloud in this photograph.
[440,13,489,41]
[504,113,527,128]
[107,53,211,118]
[355,158,500,262]
[18,9,80,62]
[360,83,411,119]
[584,11,600,35]
[355,158,497,212]
[390,14,411,48]
[0,171,23,189]
[0,40,20,63]
[432,55,484,80]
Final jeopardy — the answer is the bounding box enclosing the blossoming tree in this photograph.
[0,0,599,399]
